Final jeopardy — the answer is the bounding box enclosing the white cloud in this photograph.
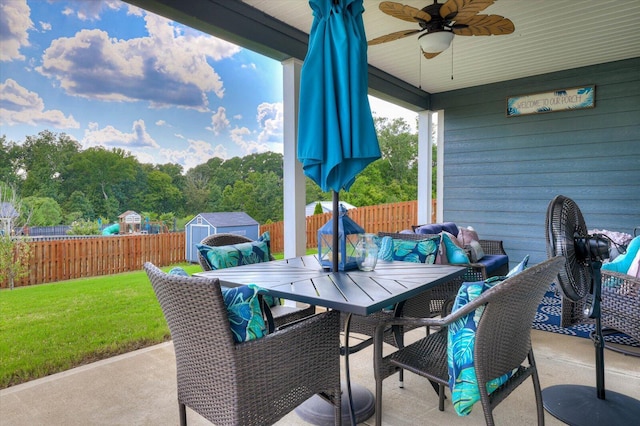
[82,119,159,149]
[0,78,79,128]
[230,126,270,156]
[0,0,34,62]
[57,0,123,21]
[159,139,227,170]
[368,96,418,132]
[36,12,241,110]
[222,102,285,156]
[39,21,52,32]
[256,102,283,144]
[209,106,230,135]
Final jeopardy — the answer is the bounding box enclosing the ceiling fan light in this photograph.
[418,31,454,53]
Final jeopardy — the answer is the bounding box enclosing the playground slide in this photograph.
[102,223,120,235]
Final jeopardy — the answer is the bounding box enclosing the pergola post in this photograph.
[282,58,307,258]
[417,110,433,225]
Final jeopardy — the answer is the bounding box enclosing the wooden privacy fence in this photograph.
[3,233,185,288]
[3,200,435,288]
[261,200,436,254]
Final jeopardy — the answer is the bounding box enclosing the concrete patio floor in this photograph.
[1,328,638,426]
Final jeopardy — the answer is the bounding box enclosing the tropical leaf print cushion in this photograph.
[447,279,513,415]
[196,232,271,270]
[222,284,267,343]
[377,235,440,264]
[447,256,529,415]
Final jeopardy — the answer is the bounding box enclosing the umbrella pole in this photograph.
[332,190,339,272]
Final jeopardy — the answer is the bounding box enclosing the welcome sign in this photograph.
[506,85,595,117]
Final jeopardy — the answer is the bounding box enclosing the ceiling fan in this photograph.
[368,0,515,59]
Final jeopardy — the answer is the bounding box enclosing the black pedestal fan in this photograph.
[544,195,640,425]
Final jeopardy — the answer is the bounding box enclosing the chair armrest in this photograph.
[375,285,497,332]
[600,270,640,342]
[237,310,341,376]
[479,239,507,256]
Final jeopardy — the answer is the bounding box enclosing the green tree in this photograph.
[63,147,137,219]
[142,170,183,214]
[22,197,63,226]
[218,171,283,223]
[0,136,22,190]
[67,219,100,235]
[16,131,80,201]
[63,191,96,221]
[0,184,30,290]
[313,202,324,215]
[183,171,212,214]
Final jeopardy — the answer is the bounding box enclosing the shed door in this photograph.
[189,225,211,263]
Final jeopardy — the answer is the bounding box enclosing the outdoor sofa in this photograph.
[385,221,510,281]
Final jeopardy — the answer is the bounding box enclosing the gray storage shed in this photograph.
[185,212,260,263]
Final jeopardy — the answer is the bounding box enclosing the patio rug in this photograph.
[532,286,640,348]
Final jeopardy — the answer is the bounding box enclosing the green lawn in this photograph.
[0,250,303,389]
[0,263,202,389]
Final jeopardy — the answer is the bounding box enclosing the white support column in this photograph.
[435,110,445,223]
[282,58,306,258]
[417,110,433,225]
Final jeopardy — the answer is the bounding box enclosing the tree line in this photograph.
[1,116,431,228]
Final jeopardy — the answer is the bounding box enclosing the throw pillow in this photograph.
[507,254,529,277]
[222,284,267,343]
[168,266,190,276]
[447,278,514,416]
[627,249,640,278]
[196,232,271,270]
[467,240,485,263]
[376,236,394,261]
[441,232,470,264]
[457,226,479,246]
[394,235,440,264]
[378,235,440,264]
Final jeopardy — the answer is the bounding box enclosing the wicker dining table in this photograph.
[194,254,465,425]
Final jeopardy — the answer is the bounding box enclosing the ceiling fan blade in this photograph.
[440,0,496,21]
[452,14,515,36]
[368,29,422,46]
[379,1,432,23]
[422,50,443,60]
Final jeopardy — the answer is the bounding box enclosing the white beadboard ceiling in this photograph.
[244,0,640,95]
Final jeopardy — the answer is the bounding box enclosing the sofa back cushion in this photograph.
[414,222,459,237]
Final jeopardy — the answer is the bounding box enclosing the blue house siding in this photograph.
[431,58,640,265]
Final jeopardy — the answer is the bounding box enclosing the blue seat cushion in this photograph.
[477,254,509,275]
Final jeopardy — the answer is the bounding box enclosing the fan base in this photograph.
[543,384,640,426]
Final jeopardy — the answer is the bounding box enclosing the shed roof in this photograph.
[118,210,140,218]
[197,212,258,227]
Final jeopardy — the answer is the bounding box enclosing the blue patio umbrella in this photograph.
[298,0,381,272]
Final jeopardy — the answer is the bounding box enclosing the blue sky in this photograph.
[1,0,416,171]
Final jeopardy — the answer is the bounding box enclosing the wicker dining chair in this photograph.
[197,233,316,329]
[372,256,565,426]
[144,262,342,426]
[341,231,467,388]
